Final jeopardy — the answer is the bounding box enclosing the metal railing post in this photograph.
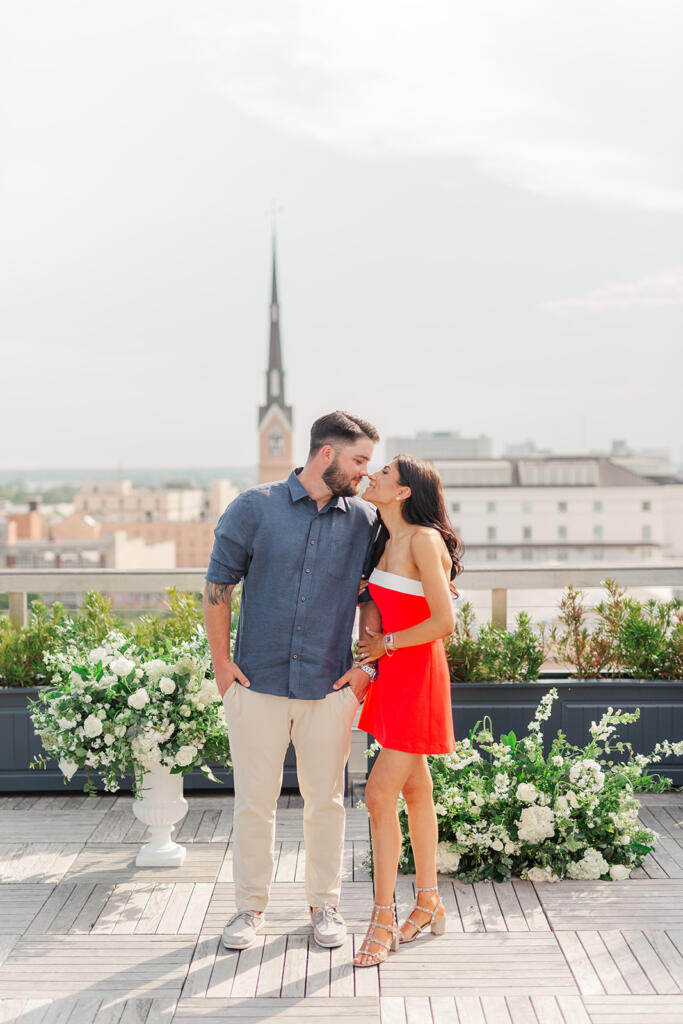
[491,588,507,629]
[8,593,28,628]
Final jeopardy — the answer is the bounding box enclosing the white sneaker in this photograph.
[222,910,265,949]
[311,904,347,948]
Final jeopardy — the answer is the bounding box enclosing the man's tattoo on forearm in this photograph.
[207,582,232,606]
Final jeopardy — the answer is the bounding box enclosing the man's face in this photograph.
[322,438,375,497]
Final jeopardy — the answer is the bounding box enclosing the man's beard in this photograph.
[322,456,359,497]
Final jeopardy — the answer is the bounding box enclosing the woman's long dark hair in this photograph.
[368,454,464,590]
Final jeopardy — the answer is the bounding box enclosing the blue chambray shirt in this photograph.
[206,469,379,700]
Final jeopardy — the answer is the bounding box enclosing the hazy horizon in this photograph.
[2,1,682,471]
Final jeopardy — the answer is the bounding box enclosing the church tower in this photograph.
[258,238,294,483]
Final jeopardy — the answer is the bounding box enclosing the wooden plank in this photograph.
[644,930,683,990]
[294,843,307,883]
[230,936,265,998]
[183,936,220,998]
[453,882,485,932]
[578,931,629,995]
[71,884,116,934]
[379,997,406,1024]
[280,934,308,998]
[505,996,537,1023]
[430,996,459,1024]
[179,884,213,933]
[353,935,380,998]
[479,995,511,1022]
[601,929,655,994]
[622,931,679,994]
[329,936,354,997]
[454,998,486,1024]
[529,996,564,1024]
[555,995,592,1023]
[306,940,330,997]
[274,842,299,883]
[195,812,220,843]
[253,934,286,997]
[403,996,432,1024]
[492,883,527,932]
[511,881,549,932]
[206,943,239,998]
[135,884,174,934]
[112,884,154,935]
[157,884,194,934]
[552,932,604,996]
[353,842,371,882]
[212,810,232,845]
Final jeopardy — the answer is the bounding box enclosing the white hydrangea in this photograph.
[435,841,460,874]
[57,717,77,730]
[128,688,149,710]
[527,865,559,883]
[88,648,108,664]
[567,848,609,880]
[83,714,103,738]
[517,805,555,844]
[143,659,169,679]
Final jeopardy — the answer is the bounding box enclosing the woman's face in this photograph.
[362,460,405,506]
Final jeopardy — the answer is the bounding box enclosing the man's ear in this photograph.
[320,443,336,465]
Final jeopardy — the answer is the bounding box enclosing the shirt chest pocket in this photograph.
[325,537,358,581]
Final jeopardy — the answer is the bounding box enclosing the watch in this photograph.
[358,663,377,682]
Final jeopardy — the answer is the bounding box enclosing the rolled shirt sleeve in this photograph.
[206,492,257,585]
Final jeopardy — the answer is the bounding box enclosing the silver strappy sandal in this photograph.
[353,902,400,967]
[400,885,446,943]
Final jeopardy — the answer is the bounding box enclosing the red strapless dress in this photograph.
[357,569,456,755]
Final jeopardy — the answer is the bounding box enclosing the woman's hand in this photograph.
[356,627,387,665]
[358,577,369,597]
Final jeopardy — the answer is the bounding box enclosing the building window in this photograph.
[592,549,604,560]
[486,501,496,513]
[486,550,497,561]
[557,551,569,561]
[558,525,567,540]
[641,548,653,559]
[593,525,603,540]
[642,524,652,540]
[451,502,460,513]
[593,500,603,513]
[268,425,284,457]
[521,549,532,561]
[642,500,651,512]
[487,526,497,540]
[522,501,532,514]
[522,526,532,540]
[557,501,568,513]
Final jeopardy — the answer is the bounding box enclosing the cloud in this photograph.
[545,269,683,310]
[187,1,683,212]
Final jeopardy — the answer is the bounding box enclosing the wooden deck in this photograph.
[1,791,682,1023]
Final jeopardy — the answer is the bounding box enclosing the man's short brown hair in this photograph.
[309,411,380,456]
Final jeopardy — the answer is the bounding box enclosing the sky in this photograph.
[1,1,682,471]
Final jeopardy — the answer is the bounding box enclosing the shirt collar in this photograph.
[287,468,348,512]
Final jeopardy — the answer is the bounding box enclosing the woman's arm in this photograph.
[356,531,454,662]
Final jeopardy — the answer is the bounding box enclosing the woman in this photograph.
[352,454,464,967]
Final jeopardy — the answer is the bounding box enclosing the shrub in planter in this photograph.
[28,627,230,795]
[446,603,551,682]
[555,578,683,679]
[389,688,683,882]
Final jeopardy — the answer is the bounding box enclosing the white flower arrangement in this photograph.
[29,628,230,795]
[390,688,683,882]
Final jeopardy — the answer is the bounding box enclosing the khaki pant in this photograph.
[222,683,359,911]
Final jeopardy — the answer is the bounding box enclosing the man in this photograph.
[204,410,381,951]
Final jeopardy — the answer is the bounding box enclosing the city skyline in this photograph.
[2,1,682,469]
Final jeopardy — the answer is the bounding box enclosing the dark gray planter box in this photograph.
[0,687,298,792]
[365,679,683,785]
[451,680,683,785]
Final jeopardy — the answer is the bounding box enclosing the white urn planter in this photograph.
[133,763,189,867]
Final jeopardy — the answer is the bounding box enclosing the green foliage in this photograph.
[555,578,683,679]
[446,604,550,682]
[0,601,68,687]
[0,588,207,687]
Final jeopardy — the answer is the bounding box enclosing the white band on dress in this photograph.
[369,568,425,597]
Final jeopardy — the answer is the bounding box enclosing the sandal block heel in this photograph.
[431,913,446,936]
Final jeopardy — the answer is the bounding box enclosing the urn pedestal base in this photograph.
[132,764,189,868]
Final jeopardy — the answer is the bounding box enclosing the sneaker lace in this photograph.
[318,904,342,923]
[228,910,258,926]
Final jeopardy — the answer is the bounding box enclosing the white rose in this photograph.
[435,841,460,874]
[143,659,169,678]
[609,864,631,881]
[88,648,107,664]
[159,677,176,695]
[128,688,149,710]
[110,657,135,677]
[57,717,77,730]
[554,795,569,812]
[491,839,503,852]
[516,782,538,803]
[58,758,79,780]
[103,733,115,746]
[175,744,198,767]
[528,865,559,883]
[517,805,555,844]
[83,714,103,738]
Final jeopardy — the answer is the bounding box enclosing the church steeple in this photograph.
[258,235,294,483]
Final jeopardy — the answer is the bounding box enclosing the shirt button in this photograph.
[310,540,315,545]
[292,654,298,660]
[301,596,306,602]
[296,625,302,631]
[305,568,311,574]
